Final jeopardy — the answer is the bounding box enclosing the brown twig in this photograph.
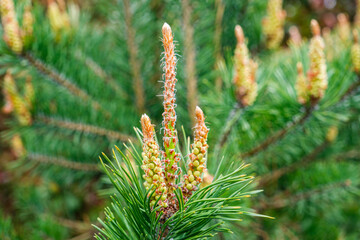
[241,105,314,159]
[257,140,329,188]
[74,50,128,99]
[257,180,352,211]
[27,152,100,172]
[182,0,198,126]
[123,0,145,113]
[37,115,136,142]
[21,53,111,117]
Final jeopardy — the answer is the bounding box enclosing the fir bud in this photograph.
[288,26,302,47]
[161,23,179,197]
[262,0,286,49]
[182,106,209,199]
[0,0,23,53]
[351,29,360,73]
[233,25,258,107]
[141,114,167,208]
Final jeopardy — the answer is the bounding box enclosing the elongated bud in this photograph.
[356,0,360,28]
[295,62,309,104]
[22,5,34,48]
[161,23,179,198]
[182,107,209,199]
[326,126,338,143]
[10,134,26,158]
[337,13,350,43]
[233,25,258,106]
[262,0,286,49]
[47,0,71,39]
[352,29,360,73]
[3,71,32,125]
[0,0,23,53]
[288,26,302,46]
[140,114,167,208]
[24,76,34,110]
[307,20,327,102]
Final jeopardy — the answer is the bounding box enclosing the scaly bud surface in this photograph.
[307,20,327,101]
[161,23,179,198]
[233,25,258,106]
[3,71,32,125]
[182,107,209,199]
[262,0,286,49]
[0,0,23,53]
[141,114,168,208]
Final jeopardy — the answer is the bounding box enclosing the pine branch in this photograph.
[214,102,243,156]
[214,0,224,90]
[20,53,111,117]
[257,180,352,211]
[182,0,198,126]
[123,0,145,113]
[241,105,314,159]
[257,139,329,188]
[36,115,136,142]
[74,50,128,99]
[27,152,101,172]
[339,75,360,101]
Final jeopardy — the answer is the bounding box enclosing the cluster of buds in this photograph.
[161,23,180,199]
[233,25,258,107]
[2,71,33,125]
[182,107,209,199]
[351,29,360,73]
[296,20,327,105]
[262,0,286,49]
[0,0,23,53]
[138,23,212,217]
[47,0,71,39]
[336,13,350,44]
[141,115,168,208]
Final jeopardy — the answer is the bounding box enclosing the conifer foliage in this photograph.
[0,0,360,239]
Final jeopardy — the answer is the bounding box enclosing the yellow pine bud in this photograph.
[262,0,286,49]
[24,76,34,110]
[326,126,338,143]
[162,23,179,197]
[10,134,26,158]
[355,0,360,28]
[182,107,209,199]
[288,26,302,47]
[22,5,34,48]
[141,114,167,208]
[295,62,309,105]
[308,20,327,101]
[352,30,360,73]
[336,13,350,44]
[0,0,23,53]
[233,25,258,106]
[3,71,32,125]
[47,0,71,39]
